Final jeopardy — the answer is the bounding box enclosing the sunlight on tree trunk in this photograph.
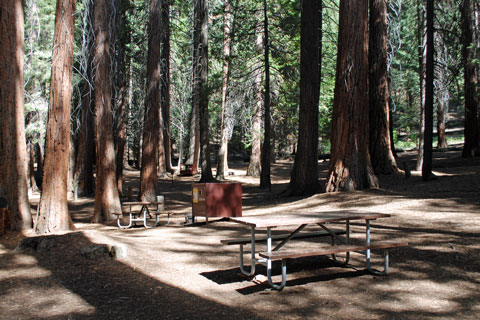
[325,0,378,192]
[0,0,31,231]
[36,0,76,233]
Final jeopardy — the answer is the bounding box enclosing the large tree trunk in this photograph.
[368,0,398,175]
[284,0,320,196]
[0,0,31,231]
[461,0,479,157]
[246,26,264,177]
[325,0,378,192]
[140,0,163,201]
[194,0,215,182]
[216,0,233,181]
[260,0,271,190]
[422,0,434,180]
[92,0,122,222]
[114,0,130,196]
[36,0,76,233]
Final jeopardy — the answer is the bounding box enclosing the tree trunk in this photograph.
[92,0,122,222]
[416,0,426,171]
[461,0,479,157]
[216,0,233,181]
[369,0,398,175]
[0,0,31,231]
[27,141,39,192]
[161,0,173,174]
[284,0,320,196]
[325,0,378,192]
[260,0,271,190]
[194,0,215,182]
[114,0,130,196]
[36,0,76,233]
[74,0,95,197]
[246,27,263,178]
[140,0,163,201]
[435,32,449,150]
[422,0,434,180]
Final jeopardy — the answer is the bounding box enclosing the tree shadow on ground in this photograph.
[1,232,263,319]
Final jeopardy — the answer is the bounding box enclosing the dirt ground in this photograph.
[1,147,479,319]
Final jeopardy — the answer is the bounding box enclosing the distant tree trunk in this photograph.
[246,25,263,177]
[325,0,378,192]
[369,0,398,175]
[187,104,201,173]
[0,0,31,231]
[461,0,479,157]
[422,0,434,180]
[161,0,173,174]
[27,142,39,192]
[92,0,122,222]
[435,31,449,149]
[284,0,320,196]
[114,0,130,196]
[158,103,167,177]
[194,0,215,182]
[260,0,271,190]
[36,0,76,233]
[416,0,426,171]
[34,143,44,188]
[216,0,233,181]
[74,0,95,197]
[140,0,163,201]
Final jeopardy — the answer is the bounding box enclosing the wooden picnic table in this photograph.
[114,199,168,229]
[224,210,407,290]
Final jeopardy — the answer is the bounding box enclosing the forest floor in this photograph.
[1,146,479,319]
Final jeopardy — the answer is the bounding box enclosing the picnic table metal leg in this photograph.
[365,219,390,275]
[239,227,256,277]
[324,220,350,264]
[266,227,287,291]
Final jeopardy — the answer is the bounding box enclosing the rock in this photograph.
[79,244,109,259]
[110,244,127,259]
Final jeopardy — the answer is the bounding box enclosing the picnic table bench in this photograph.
[113,196,169,228]
[223,211,408,290]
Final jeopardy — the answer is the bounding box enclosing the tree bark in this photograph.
[114,0,130,196]
[74,0,95,197]
[92,0,122,222]
[284,0,320,196]
[161,0,173,174]
[325,0,378,192]
[140,0,163,201]
[461,0,479,157]
[422,0,434,180]
[246,26,264,178]
[36,0,76,233]
[260,0,271,190]
[216,0,233,181]
[194,0,215,182]
[416,0,426,171]
[369,0,398,175]
[0,0,31,231]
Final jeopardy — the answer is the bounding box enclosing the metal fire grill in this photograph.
[191,183,242,222]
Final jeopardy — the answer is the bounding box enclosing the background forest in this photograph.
[1,0,479,232]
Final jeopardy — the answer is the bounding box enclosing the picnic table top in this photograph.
[228,210,391,228]
[123,201,162,205]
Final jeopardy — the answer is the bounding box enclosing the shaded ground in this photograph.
[1,147,479,319]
